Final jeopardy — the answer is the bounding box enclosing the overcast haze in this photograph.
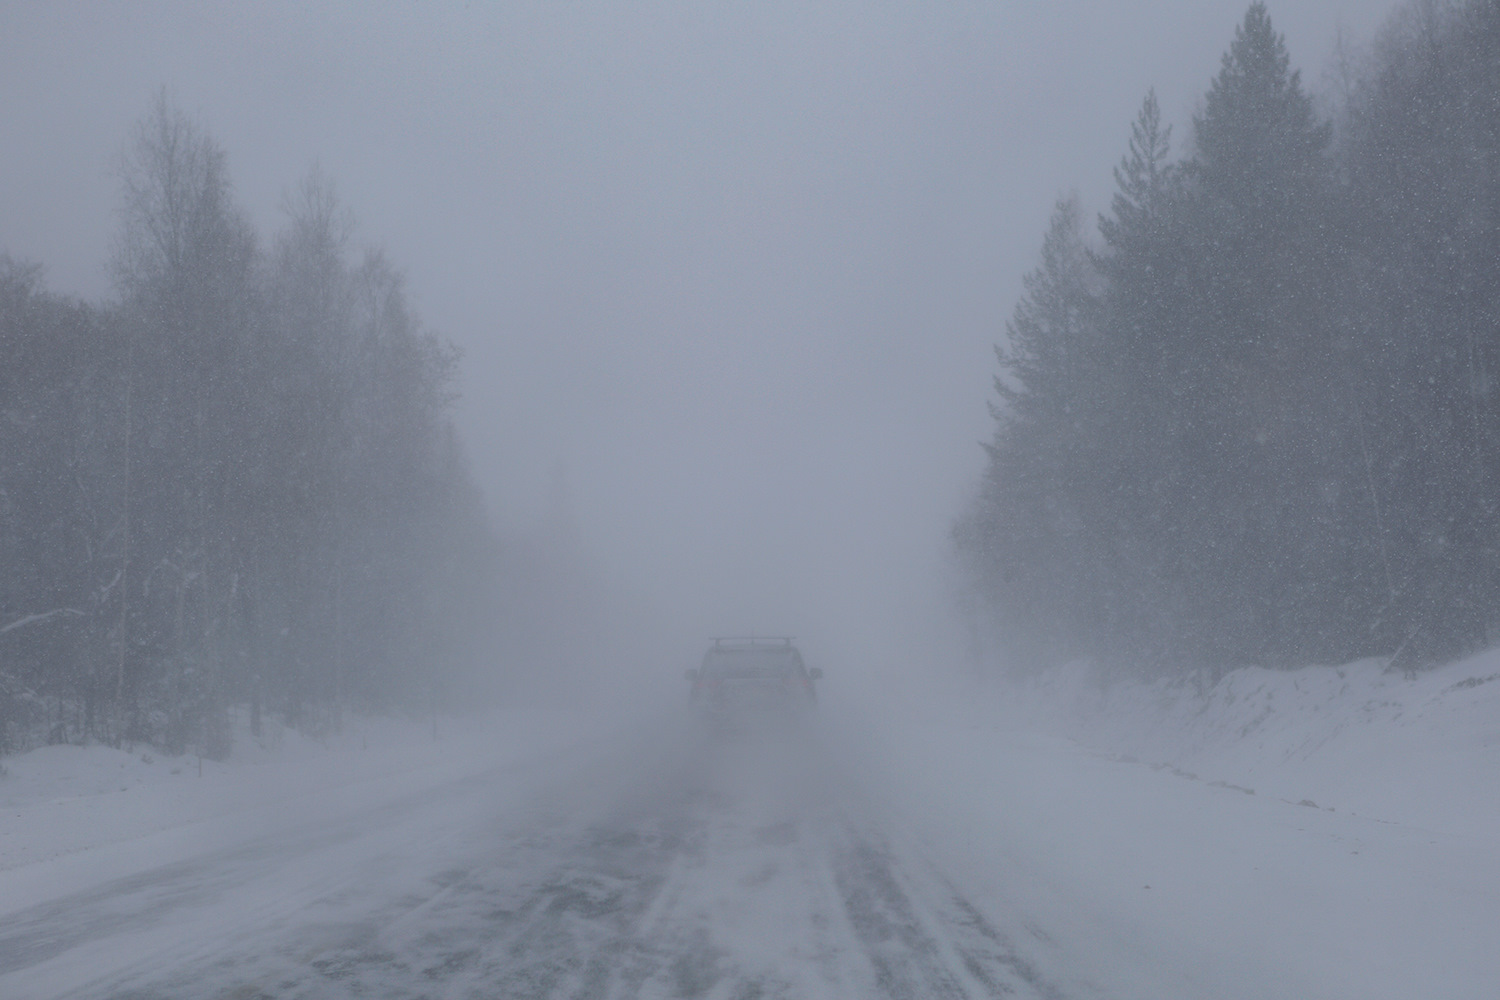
[0,1,1395,672]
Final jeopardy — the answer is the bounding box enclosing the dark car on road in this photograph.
[686,637,822,722]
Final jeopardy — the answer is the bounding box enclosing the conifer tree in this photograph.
[1195,3,1332,221]
[1169,3,1343,665]
[1338,0,1500,663]
[1091,91,1202,667]
[959,198,1106,667]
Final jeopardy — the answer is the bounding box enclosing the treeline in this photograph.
[1,95,496,755]
[957,2,1500,676]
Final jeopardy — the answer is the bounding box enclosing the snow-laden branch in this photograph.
[95,569,124,604]
[0,609,86,636]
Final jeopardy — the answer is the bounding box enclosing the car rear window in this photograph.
[702,650,796,678]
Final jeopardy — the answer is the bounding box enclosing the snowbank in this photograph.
[829,652,1500,999]
[0,706,603,921]
[1002,651,1500,836]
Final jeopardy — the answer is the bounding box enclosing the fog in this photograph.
[0,1,1394,682]
[12,5,1500,996]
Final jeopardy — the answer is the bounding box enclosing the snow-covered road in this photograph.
[0,717,1059,999]
[2,673,1497,999]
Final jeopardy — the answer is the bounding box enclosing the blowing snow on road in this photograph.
[5,665,1498,1000]
[0,712,1063,1000]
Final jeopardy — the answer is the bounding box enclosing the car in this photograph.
[686,637,822,723]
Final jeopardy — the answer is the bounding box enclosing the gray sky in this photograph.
[1,1,1396,672]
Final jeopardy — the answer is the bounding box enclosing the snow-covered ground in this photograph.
[1,652,1496,998]
[0,708,615,998]
[847,650,1500,999]
[0,709,604,893]
[1002,650,1500,837]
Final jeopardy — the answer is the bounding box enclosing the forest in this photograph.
[8,1,1498,758]
[1,95,498,755]
[957,1,1500,677]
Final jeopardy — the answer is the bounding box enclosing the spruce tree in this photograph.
[959,198,1106,668]
[1173,4,1343,666]
[1338,0,1500,663]
[1092,91,1204,668]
